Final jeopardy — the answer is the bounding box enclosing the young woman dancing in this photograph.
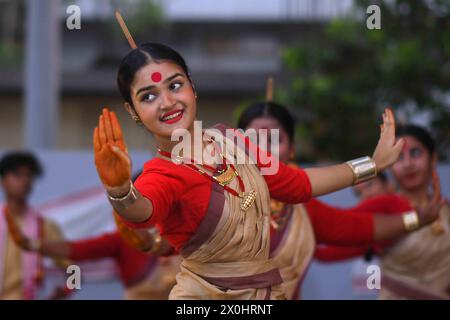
[238,101,443,299]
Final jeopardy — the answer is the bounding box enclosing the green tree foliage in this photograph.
[281,0,449,161]
[0,0,24,66]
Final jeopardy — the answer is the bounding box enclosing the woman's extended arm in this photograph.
[305,109,404,197]
[260,109,404,204]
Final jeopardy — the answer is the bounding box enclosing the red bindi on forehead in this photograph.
[151,72,162,83]
[402,140,409,152]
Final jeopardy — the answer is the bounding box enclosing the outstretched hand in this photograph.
[93,108,131,189]
[372,108,405,171]
[417,170,445,226]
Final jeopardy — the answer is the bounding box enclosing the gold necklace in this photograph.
[158,139,257,211]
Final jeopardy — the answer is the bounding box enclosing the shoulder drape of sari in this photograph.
[379,204,450,300]
[270,204,315,300]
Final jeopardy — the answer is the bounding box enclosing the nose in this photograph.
[402,151,413,167]
[160,90,176,110]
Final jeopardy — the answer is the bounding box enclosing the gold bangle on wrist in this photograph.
[345,156,377,185]
[107,181,138,209]
[402,211,420,231]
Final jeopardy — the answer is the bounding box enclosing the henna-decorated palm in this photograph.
[94,108,131,189]
[372,108,405,171]
[4,207,33,251]
[417,170,445,226]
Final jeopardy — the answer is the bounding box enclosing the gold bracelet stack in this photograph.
[345,156,377,185]
[402,211,420,231]
[107,181,138,209]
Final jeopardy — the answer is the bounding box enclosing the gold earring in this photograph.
[132,115,141,123]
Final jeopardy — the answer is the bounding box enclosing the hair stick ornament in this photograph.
[115,10,137,49]
[266,77,274,103]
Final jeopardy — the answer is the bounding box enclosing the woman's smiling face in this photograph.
[128,60,197,141]
[391,135,435,191]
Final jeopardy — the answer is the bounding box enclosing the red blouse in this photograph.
[124,131,312,252]
[69,232,157,287]
[312,193,412,261]
[305,198,375,246]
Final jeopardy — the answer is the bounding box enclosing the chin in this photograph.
[156,125,190,140]
[171,120,192,134]
[401,179,422,191]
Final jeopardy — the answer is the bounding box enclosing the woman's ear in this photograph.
[124,102,134,116]
[188,76,198,99]
[124,102,141,123]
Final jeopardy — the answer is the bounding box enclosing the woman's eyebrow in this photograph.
[163,72,185,83]
[136,85,155,96]
[135,73,185,96]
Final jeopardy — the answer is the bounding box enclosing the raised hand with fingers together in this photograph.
[93,108,131,194]
[372,108,405,171]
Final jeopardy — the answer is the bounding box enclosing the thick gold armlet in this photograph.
[403,211,420,231]
[345,156,377,185]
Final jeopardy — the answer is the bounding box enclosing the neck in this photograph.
[156,137,183,154]
[6,198,28,216]
[156,123,209,162]
[156,121,196,152]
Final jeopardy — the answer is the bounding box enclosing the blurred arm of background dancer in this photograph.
[305,109,405,197]
[5,212,173,258]
[113,211,173,255]
[372,170,445,240]
[313,171,445,262]
[36,231,172,259]
[34,222,173,258]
